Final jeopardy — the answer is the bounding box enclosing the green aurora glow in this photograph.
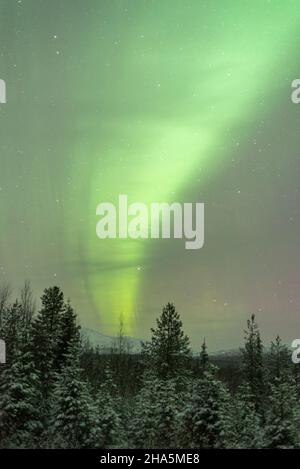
[1,0,300,348]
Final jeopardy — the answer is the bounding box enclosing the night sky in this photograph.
[1,0,300,350]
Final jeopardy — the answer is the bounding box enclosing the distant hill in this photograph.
[210,349,241,357]
[81,328,244,357]
[81,327,143,353]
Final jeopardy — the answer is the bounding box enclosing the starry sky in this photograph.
[1,0,300,350]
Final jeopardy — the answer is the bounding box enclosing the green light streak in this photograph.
[65,1,300,333]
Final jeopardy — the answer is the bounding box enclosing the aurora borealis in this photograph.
[1,0,300,349]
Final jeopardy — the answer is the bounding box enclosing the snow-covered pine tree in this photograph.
[152,378,178,448]
[265,374,298,448]
[31,286,65,400]
[129,372,157,448]
[95,366,121,448]
[0,301,24,363]
[199,338,210,374]
[130,372,179,448]
[0,346,42,448]
[232,384,265,448]
[240,314,265,414]
[178,367,234,448]
[50,341,99,448]
[268,335,292,383]
[55,300,81,371]
[142,302,191,379]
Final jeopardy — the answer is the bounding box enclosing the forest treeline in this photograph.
[0,282,300,449]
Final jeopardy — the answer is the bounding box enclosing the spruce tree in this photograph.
[50,342,99,448]
[31,286,65,399]
[142,302,191,378]
[265,375,298,448]
[179,367,233,448]
[95,366,121,448]
[55,300,80,371]
[0,347,42,448]
[131,372,179,448]
[241,314,265,413]
[0,301,24,363]
[0,288,40,448]
[199,338,209,373]
[268,335,291,383]
[232,384,265,448]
